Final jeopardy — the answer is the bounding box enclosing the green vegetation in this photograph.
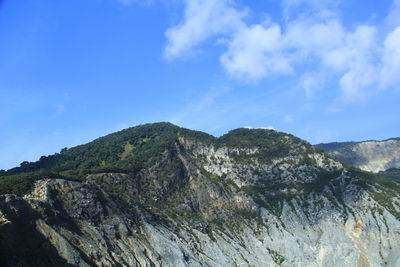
[345,165,400,220]
[303,169,343,194]
[0,171,81,195]
[315,141,366,166]
[3,122,205,176]
[1,120,399,227]
[1,123,306,196]
[0,122,212,195]
[315,141,357,151]
[199,168,237,192]
[0,172,43,195]
[120,142,133,160]
[2,121,400,266]
[218,128,315,163]
[218,128,292,148]
[346,165,400,191]
[238,166,344,216]
[378,168,400,182]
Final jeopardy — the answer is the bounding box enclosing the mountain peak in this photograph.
[1,123,400,266]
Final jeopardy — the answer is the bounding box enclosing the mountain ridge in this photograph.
[316,138,400,173]
[1,122,400,266]
[0,122,306,196]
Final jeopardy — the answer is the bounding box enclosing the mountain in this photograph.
[316,138,400,173]
[1,122,400,266]
[316,138,400,184]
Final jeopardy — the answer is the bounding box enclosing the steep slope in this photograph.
[379,168,400,182]
[1,123,400,266]
[316,138,400,173]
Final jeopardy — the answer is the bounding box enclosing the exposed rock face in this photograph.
[1,128,400,266]
[316,138,400,173]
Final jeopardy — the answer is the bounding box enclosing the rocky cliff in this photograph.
[1,123,400,266]
[316,138,400,173]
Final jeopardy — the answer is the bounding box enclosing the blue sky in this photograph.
[1,0,400,170]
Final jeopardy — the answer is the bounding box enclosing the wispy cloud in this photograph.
[117,0,153,6]
[50,104,66,118]
[380,26,400,89]
[284,115,294,124]
[169,86,231,125]
[386,0,400,26]
[281,0,341,21]
[302,74,322,99]
[56,104,66,115]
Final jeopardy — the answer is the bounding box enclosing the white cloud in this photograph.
[284,21,379,102]
[335,25,378,101]
[165,0,400,101]
[302,74,321,99]
[339,63,377,102]
[164,0,246,59]
[285,19,345,53]
[282,0,340,22]
[380,26,400,89]
[283,21,380,102]
[221,24,292,81]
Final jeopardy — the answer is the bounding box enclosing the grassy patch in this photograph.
[120,142,133,160]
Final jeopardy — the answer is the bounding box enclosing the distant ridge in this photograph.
[316,138,400,173]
